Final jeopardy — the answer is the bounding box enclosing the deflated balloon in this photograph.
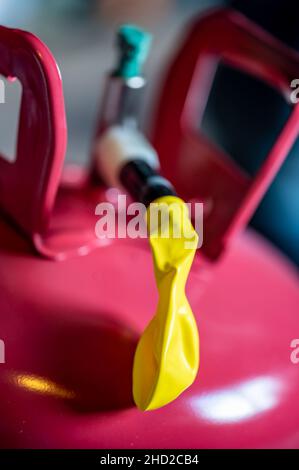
[133,196,199,411]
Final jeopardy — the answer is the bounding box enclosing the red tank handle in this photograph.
[0,26,67,239]
[152,8,299,259]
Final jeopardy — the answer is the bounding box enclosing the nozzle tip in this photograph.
[115,24,152,78]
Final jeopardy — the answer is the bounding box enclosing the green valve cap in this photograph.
[115,24,152,79]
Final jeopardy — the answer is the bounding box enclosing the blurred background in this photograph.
[0,0,298,266]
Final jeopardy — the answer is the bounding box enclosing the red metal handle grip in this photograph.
[153,8,299,259]
[0,26,67,238]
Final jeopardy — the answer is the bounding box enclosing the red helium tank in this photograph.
[0,8,299,448]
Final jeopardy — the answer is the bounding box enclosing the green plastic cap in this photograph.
[115,24,152,79]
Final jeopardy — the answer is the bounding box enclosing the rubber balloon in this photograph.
[133,196,199,411]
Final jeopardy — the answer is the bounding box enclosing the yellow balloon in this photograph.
[133,196,199,411]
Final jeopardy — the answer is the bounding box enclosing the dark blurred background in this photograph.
[0,0,298,266]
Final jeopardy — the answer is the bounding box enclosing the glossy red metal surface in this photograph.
[0,200,298,448]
